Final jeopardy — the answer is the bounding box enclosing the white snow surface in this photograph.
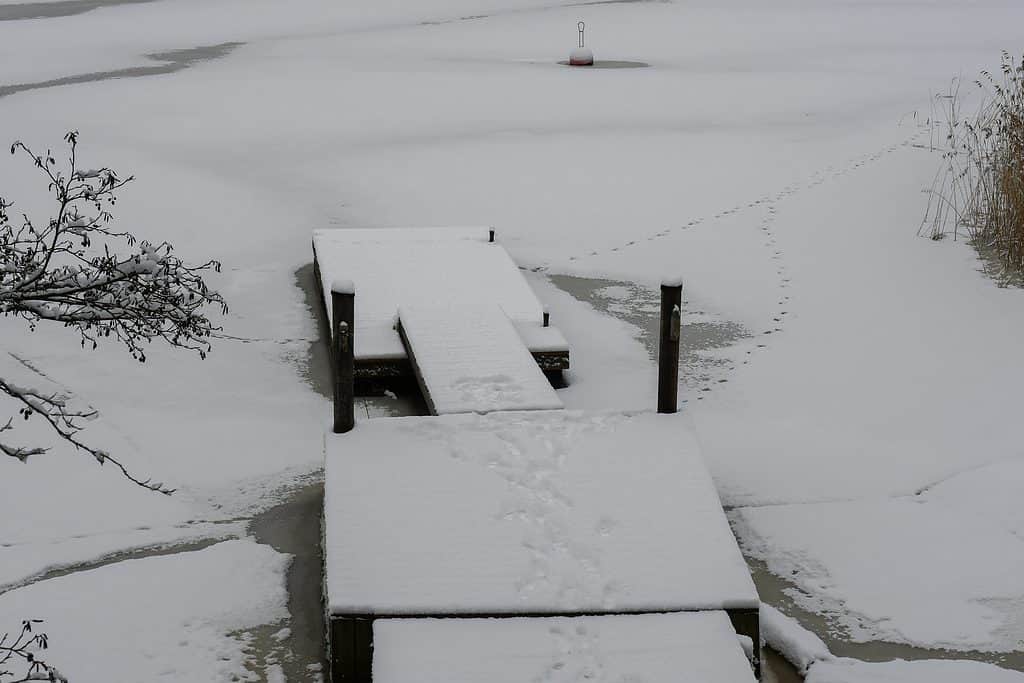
[324,411,757,615]
[759,603,1024,682]
[512,320,570,353]
[3,0,1024,669]
[736,497,1024,652]
[806,658,1024,683]
[399,304,563,414]
[0,540,289,682]
[373,611,756,683]
[761,604,833,675]
[0,519,245,592]
[330,278,355,295]
[314,227,544,360]
[923,459,1024,539]
[527,275,655,412]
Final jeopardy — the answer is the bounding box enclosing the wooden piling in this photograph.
[330,616,374,683]
[489,229,495,243]
[727,607,761,679]
[658,279,682,414]
[332,281,355,433]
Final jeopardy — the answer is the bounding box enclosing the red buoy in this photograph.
[569,22,594,66]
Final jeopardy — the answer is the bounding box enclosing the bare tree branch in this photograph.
[1,131,226,495]
[0,620,67,683]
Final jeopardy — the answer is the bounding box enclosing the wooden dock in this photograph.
[371,612,755,683]
[323,413,761,682]
[315,226,760,682]
[398,304,563,415]
[312,227,570,383]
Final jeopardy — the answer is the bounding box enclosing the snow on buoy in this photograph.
[569,21,594,66]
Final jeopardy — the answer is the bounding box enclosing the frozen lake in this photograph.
[2,0,1023,681]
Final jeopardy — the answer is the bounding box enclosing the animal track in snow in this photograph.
[420,414,627,612]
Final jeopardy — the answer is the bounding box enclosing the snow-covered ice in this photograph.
[737,455,1024,655]
[324,411,757,616]
[0,540,289,681]
[806,658,1024,683]
[374,611,756,683]
[761,600,1024,683]
[737,497,1024,652]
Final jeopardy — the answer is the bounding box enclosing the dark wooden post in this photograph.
[330,616,373,683]
[489,229,495,243]
[332,280,355,433]
[658,278,682,414]
[727,607,761,679]
[543,310,550,327]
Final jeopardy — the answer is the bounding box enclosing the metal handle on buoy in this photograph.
[578,21,586,48]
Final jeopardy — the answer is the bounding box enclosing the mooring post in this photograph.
[489,229,495,243]
[543,309,550,327]
[332,280,355,434]
[658,278,682,414]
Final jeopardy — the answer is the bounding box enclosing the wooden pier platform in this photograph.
[372,612,756,683]
[315,226,759,682]
[323,412,761,682]
[312,227,570,381]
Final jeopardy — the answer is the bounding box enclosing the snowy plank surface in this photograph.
[399,304,562,414]
[313,227,545,361]
[324,411,758,615]
[513,321,570,353]
[373,611,757,683]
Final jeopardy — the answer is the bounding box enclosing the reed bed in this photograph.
[921,52,1024,276]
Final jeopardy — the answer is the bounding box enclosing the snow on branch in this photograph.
[0,620,67,683]
[1,132,226,495]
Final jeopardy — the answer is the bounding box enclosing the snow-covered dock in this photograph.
[373,612,757,683]
[323,411,760,682]
[398,304,563,414]
[312,227,570,382]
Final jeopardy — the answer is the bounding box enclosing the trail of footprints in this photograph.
[489,419,624,612]
[540,130,923,269]
[421,416,625,615]
[534,129,925,399]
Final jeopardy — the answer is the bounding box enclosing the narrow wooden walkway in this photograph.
[399,304,563,415]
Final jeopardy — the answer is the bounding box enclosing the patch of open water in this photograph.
[0,42,241,100]
[546,273,748,393]
[0,0,156,21]
[248,483,327,683]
